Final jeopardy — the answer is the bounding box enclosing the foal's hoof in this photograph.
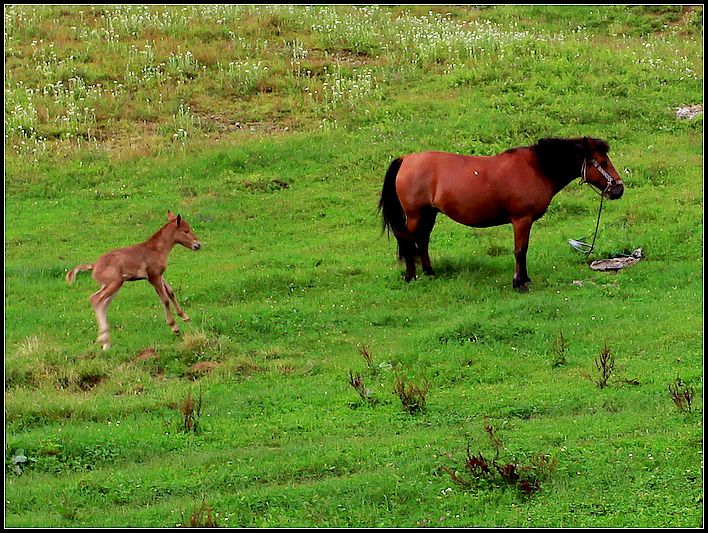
[102,342,111,351]
[181,315,191,322]
[172,328,181,336]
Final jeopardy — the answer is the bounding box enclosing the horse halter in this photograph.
[580,156,616,197]
[572,155,615,257]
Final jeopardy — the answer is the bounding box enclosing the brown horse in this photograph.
[66,211,201,350]
[379,137,624,291]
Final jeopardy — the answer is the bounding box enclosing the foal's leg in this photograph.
[149,275,180,334]
[89,281,123,350]
[162,277,190,322]
[511,216,533,292]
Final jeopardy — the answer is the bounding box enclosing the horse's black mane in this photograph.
[531,137,610,184]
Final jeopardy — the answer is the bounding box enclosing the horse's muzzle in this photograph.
[607,183,624,200]
[192,242,202,250]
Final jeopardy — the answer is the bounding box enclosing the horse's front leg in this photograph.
[162,277,190,322]
[149,275,180,334]
[511,217,533,292]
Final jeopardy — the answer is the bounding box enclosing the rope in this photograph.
[583,194,604,257]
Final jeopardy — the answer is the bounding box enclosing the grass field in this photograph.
[4,5,704,528]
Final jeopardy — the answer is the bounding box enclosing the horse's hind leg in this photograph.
[415,208,438,276]
[90,281,123,350]
[395,209,420,282]
[394,232,417,282]
[162,277,190,322]
[397,208,437,281]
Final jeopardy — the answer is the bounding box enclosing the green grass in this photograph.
[4,5,703,528]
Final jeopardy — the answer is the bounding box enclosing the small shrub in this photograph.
[440,417,556,496]
[668,377,695,413]
[393,375,429,414]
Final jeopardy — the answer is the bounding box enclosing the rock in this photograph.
[589,248,643,271]
[676,104,703,120]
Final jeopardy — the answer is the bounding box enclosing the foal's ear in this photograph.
[176,215,182,227]
[167,210,176,221]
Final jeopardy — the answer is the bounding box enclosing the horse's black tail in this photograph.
[378,157,405,238]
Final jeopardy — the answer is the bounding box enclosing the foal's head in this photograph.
[167,211,201,250]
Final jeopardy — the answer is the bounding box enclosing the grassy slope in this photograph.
[4,5,703,528]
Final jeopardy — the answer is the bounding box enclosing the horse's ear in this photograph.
[176,215,182,227]
[580,137,590,157]
[167,210,176,221]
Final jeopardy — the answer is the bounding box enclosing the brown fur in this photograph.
[379,137,624,290]
[66,211,201,350]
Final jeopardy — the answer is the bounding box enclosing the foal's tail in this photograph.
[66,264,94,284]
[378,157,405,237]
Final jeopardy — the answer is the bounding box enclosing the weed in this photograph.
[348,370,376,406]
[180,387,203,433]
[358,344,375,372]
[393,375,429,414]
[179,497,219,528]
[550,331,567,368]
[57,492,78,521]
[8,448,36,476]
[668,377,695,413]
[594,343,615,389]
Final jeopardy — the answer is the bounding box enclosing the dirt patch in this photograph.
[136,347,159,361]
[188,361,221,376]
[78,372,106,391]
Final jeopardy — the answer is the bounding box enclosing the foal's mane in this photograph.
[531,137,610,184]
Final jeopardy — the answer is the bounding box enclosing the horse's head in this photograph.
[581,138,624,200]
[167,211,201,250]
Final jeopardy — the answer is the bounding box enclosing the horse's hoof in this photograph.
[514,284,530,293]
[181,315,191,322]
[173,328,181,336]
[102,343,111,351]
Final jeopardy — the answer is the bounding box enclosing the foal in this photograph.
[66,211,201,350]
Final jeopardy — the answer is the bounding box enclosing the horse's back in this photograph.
[396,147,547,227]
[396,150,484,199]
